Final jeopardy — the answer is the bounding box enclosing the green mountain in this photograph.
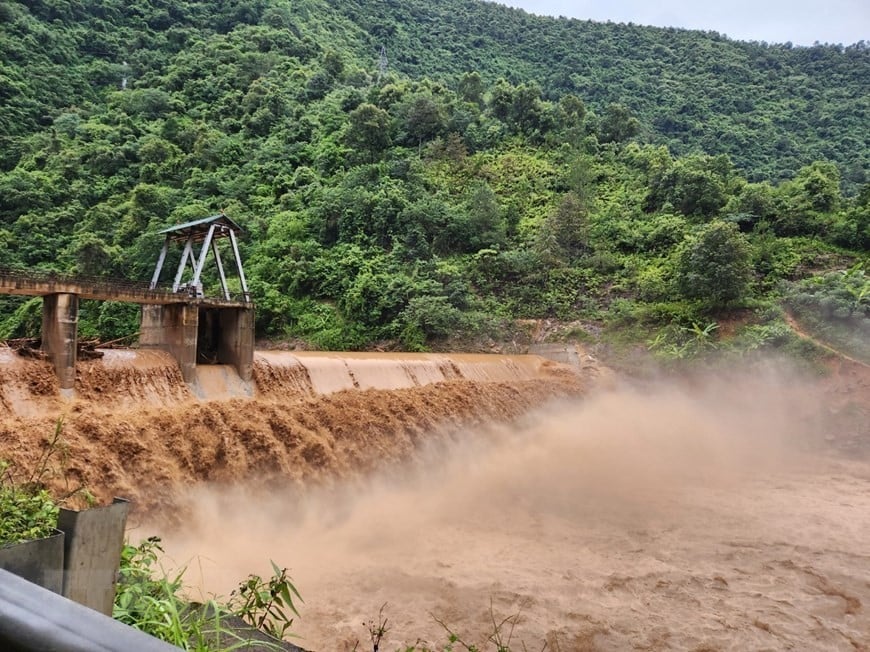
[3,1,868,183]
[0,0,867,359]
[334,0,870,185]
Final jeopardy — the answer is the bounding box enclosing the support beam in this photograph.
[212,238,230,301]
[172,239,194,292]
[191,224,216,289]
[149,237,169,289]
[41,293,78,392]
[228,229,250,302]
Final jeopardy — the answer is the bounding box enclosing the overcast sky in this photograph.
[499,1,869,46]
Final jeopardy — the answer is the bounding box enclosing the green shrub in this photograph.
[227,561,302,641]
[676,220,752,307]
[0,420,75,546]
[115,538,299,651]
[114,537,236,651]
[0,461,59,546]
[0,297,43,339]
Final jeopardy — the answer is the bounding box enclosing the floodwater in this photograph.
[1,347,869,650]
[0,349,589,515]
[160,368,870,651]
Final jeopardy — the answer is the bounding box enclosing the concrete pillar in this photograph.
[58,498,130,616]
[217,307,255,382]
[139,304,199,382]
[42,293,78,392]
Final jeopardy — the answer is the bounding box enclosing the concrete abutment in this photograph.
[140,304,199,383]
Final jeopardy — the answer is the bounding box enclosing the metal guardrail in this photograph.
[0,568,181,652]
[0,266,157,293]
[0,267,252,305]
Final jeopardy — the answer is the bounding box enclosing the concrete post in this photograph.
[41,293,78,392]
[217,307,255,382]
[139,304,199,383]
[58,498,130,616]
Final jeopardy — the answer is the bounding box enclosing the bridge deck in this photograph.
[0,268,251,308]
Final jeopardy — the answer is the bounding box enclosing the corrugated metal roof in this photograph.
[158,213,244,235]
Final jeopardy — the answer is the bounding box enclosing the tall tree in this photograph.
[345,103,392,162]
[677,221,752,306]
[537,191,588,263]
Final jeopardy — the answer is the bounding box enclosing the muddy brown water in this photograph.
[0,349,588,515]
[1,348,869,651]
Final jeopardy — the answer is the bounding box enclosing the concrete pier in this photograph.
[140,304,200,383]
[41,293,79,392]
[140,304,254,384]
[216,307,255,382]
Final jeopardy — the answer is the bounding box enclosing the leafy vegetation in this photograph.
[114,536,223,650]
[228,561,302,641]
[0,460,60,545]
[0,419,84,546]
[115,536,301,650]
[0,0,867,355]
[786,264,870,363]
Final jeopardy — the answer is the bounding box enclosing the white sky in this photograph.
[499,1,870,46]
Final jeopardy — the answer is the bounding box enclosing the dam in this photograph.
[1,218,868,650]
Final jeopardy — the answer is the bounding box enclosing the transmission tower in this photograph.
[377,45,388,82]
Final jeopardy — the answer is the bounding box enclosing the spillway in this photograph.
[0,347,594,515]
[3,345,870,650]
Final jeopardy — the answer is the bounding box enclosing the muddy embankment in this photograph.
[0,347,598,517]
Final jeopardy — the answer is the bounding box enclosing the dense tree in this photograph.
[400,94,445,148]
[677,221,753,306]
[0,0,866,351]
[597,103,641,144]
[646,155,731,218]
[345,103,392,162]
[537,192,588,263]
[772,161,842,236]
[458,71,485,107]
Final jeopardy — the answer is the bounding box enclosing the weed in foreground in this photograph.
[0,418,92,546]
[353,599,545,652]
[228,560,303,640]
[114,536,295,651]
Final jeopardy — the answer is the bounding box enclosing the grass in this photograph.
[114,536,301,651]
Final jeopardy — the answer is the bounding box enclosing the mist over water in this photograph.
[3,345,867,649]
[158,368,870,651]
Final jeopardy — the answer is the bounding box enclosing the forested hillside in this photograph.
[335,0,870,185]
[3,0,868,183]
[0,0,868,358]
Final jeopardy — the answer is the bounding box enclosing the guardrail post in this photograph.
[58,498,130,616]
